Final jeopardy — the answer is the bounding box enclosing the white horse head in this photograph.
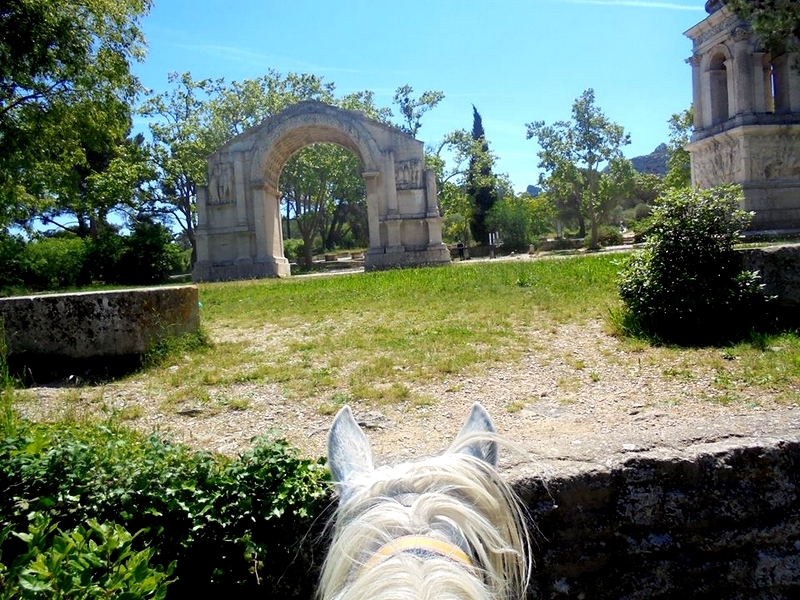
[319,403,530,600]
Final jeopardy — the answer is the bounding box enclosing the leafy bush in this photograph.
[634,202,652,220]
[282,238,306,263]
[83,229,126,284]
[116,219,178,285]
[22,237,88,291]
[0,516,174,599]
[595,225,623,247]
[486,194,553,252]
[0,233,28,294]
[0,420,330,598]
[616,185,768,345]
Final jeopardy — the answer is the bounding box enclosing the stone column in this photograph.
[732,28,754,114]
[251,181,269,261]
[250,180,289,277]
[751,52,770,113]
[773,54,791,112]
[363,171,382,249]
[195,186,210,263]
[786,53,800,112]
[382,151,402,250]
[233,152,247,226]
[688,55,704,129]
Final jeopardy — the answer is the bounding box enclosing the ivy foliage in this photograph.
[0,516,174,599]
[0,419,330,598]
[617,185,769,345]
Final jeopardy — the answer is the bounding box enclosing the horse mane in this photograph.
[318,431,530,600]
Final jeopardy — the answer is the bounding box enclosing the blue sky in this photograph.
[132,0,708,191]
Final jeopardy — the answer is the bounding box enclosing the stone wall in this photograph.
[517,438,800,599]
[0,286,199,380]
[739,244,800,325]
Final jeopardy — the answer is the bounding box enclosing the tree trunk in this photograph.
[577,213,586,238]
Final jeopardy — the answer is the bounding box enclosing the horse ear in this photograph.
[328,405,374,485]
[453,402,498,466]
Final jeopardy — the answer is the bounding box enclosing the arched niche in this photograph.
[193,101,450,282]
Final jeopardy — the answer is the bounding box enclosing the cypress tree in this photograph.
[466,106,497,246]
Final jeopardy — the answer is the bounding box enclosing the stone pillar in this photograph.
[234,152,247,226]
[263,186,285,260]
[195,186,210,263]
[773,54,791,112]
[251,181,269,260]
[363,171,382,249]
[751,52,770,113]
[732,28,754,114]
[382,151,402,250]
[688,55,704,129]
[786,53,800,112]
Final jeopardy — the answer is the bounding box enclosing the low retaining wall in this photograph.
[740,244,800,324]
[518,438,800,599]
[0,286,199,379]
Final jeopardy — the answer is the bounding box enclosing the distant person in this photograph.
[456,241,465,260]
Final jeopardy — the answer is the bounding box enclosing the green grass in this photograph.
[14,253,799,414]
[182,256,622,403]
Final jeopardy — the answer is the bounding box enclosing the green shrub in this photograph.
[116,219,177,285]
[595,226,623,247]
[634,202,652,220]
[83,230,125,284]
[617,185,768,345]
[0,233,27,293]
[282,238,306,262]
[0,420,330,598]
[22,237,88,291]
[0,516,174,599]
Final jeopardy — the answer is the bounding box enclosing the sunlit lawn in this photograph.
[138,253,800,409]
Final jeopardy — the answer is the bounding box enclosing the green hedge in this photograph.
[0,419,331,598]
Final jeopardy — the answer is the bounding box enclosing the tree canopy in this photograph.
[726,0,800,52]
[0,0,152,230]
[527,89,633,247]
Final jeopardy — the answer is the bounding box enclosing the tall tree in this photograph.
[139,72,222,264]
[664,106,694,190]
[526,89,632,247]
[0,0,151,230]
[466,106,498,246]
[392,85,444,137]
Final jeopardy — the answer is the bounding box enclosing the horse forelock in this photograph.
[318,451,530,600]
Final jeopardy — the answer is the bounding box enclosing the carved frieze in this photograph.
[395,159,423,190]
[208,159,236,205]
[691,135,742,188]
[690,10,740,49]
[747,134,800,181]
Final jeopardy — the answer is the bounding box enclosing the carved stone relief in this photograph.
[395,159,423,189]
[208,159,235,205]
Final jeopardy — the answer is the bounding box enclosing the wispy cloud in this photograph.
[562,0,704,10]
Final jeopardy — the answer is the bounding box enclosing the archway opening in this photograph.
[709,52,729,125]
[278,142,368,270]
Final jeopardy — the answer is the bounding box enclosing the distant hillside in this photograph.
[630,143,668,176]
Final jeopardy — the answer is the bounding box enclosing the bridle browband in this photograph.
[360,535,477,575]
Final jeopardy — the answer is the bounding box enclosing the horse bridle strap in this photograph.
[361,535,475,574]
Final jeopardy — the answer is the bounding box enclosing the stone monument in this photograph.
[685,1,800,231]
[192,101,450,281]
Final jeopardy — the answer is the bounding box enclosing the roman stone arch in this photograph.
[192,101,450,282]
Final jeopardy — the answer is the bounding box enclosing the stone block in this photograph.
[0,285,199,379]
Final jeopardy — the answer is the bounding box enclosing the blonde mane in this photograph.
[319,405,530,600]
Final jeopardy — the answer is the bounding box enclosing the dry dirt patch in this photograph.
[16,318,800,479]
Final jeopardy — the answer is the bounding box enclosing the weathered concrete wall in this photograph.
[0,285,199,358]
[517,438,800,599]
